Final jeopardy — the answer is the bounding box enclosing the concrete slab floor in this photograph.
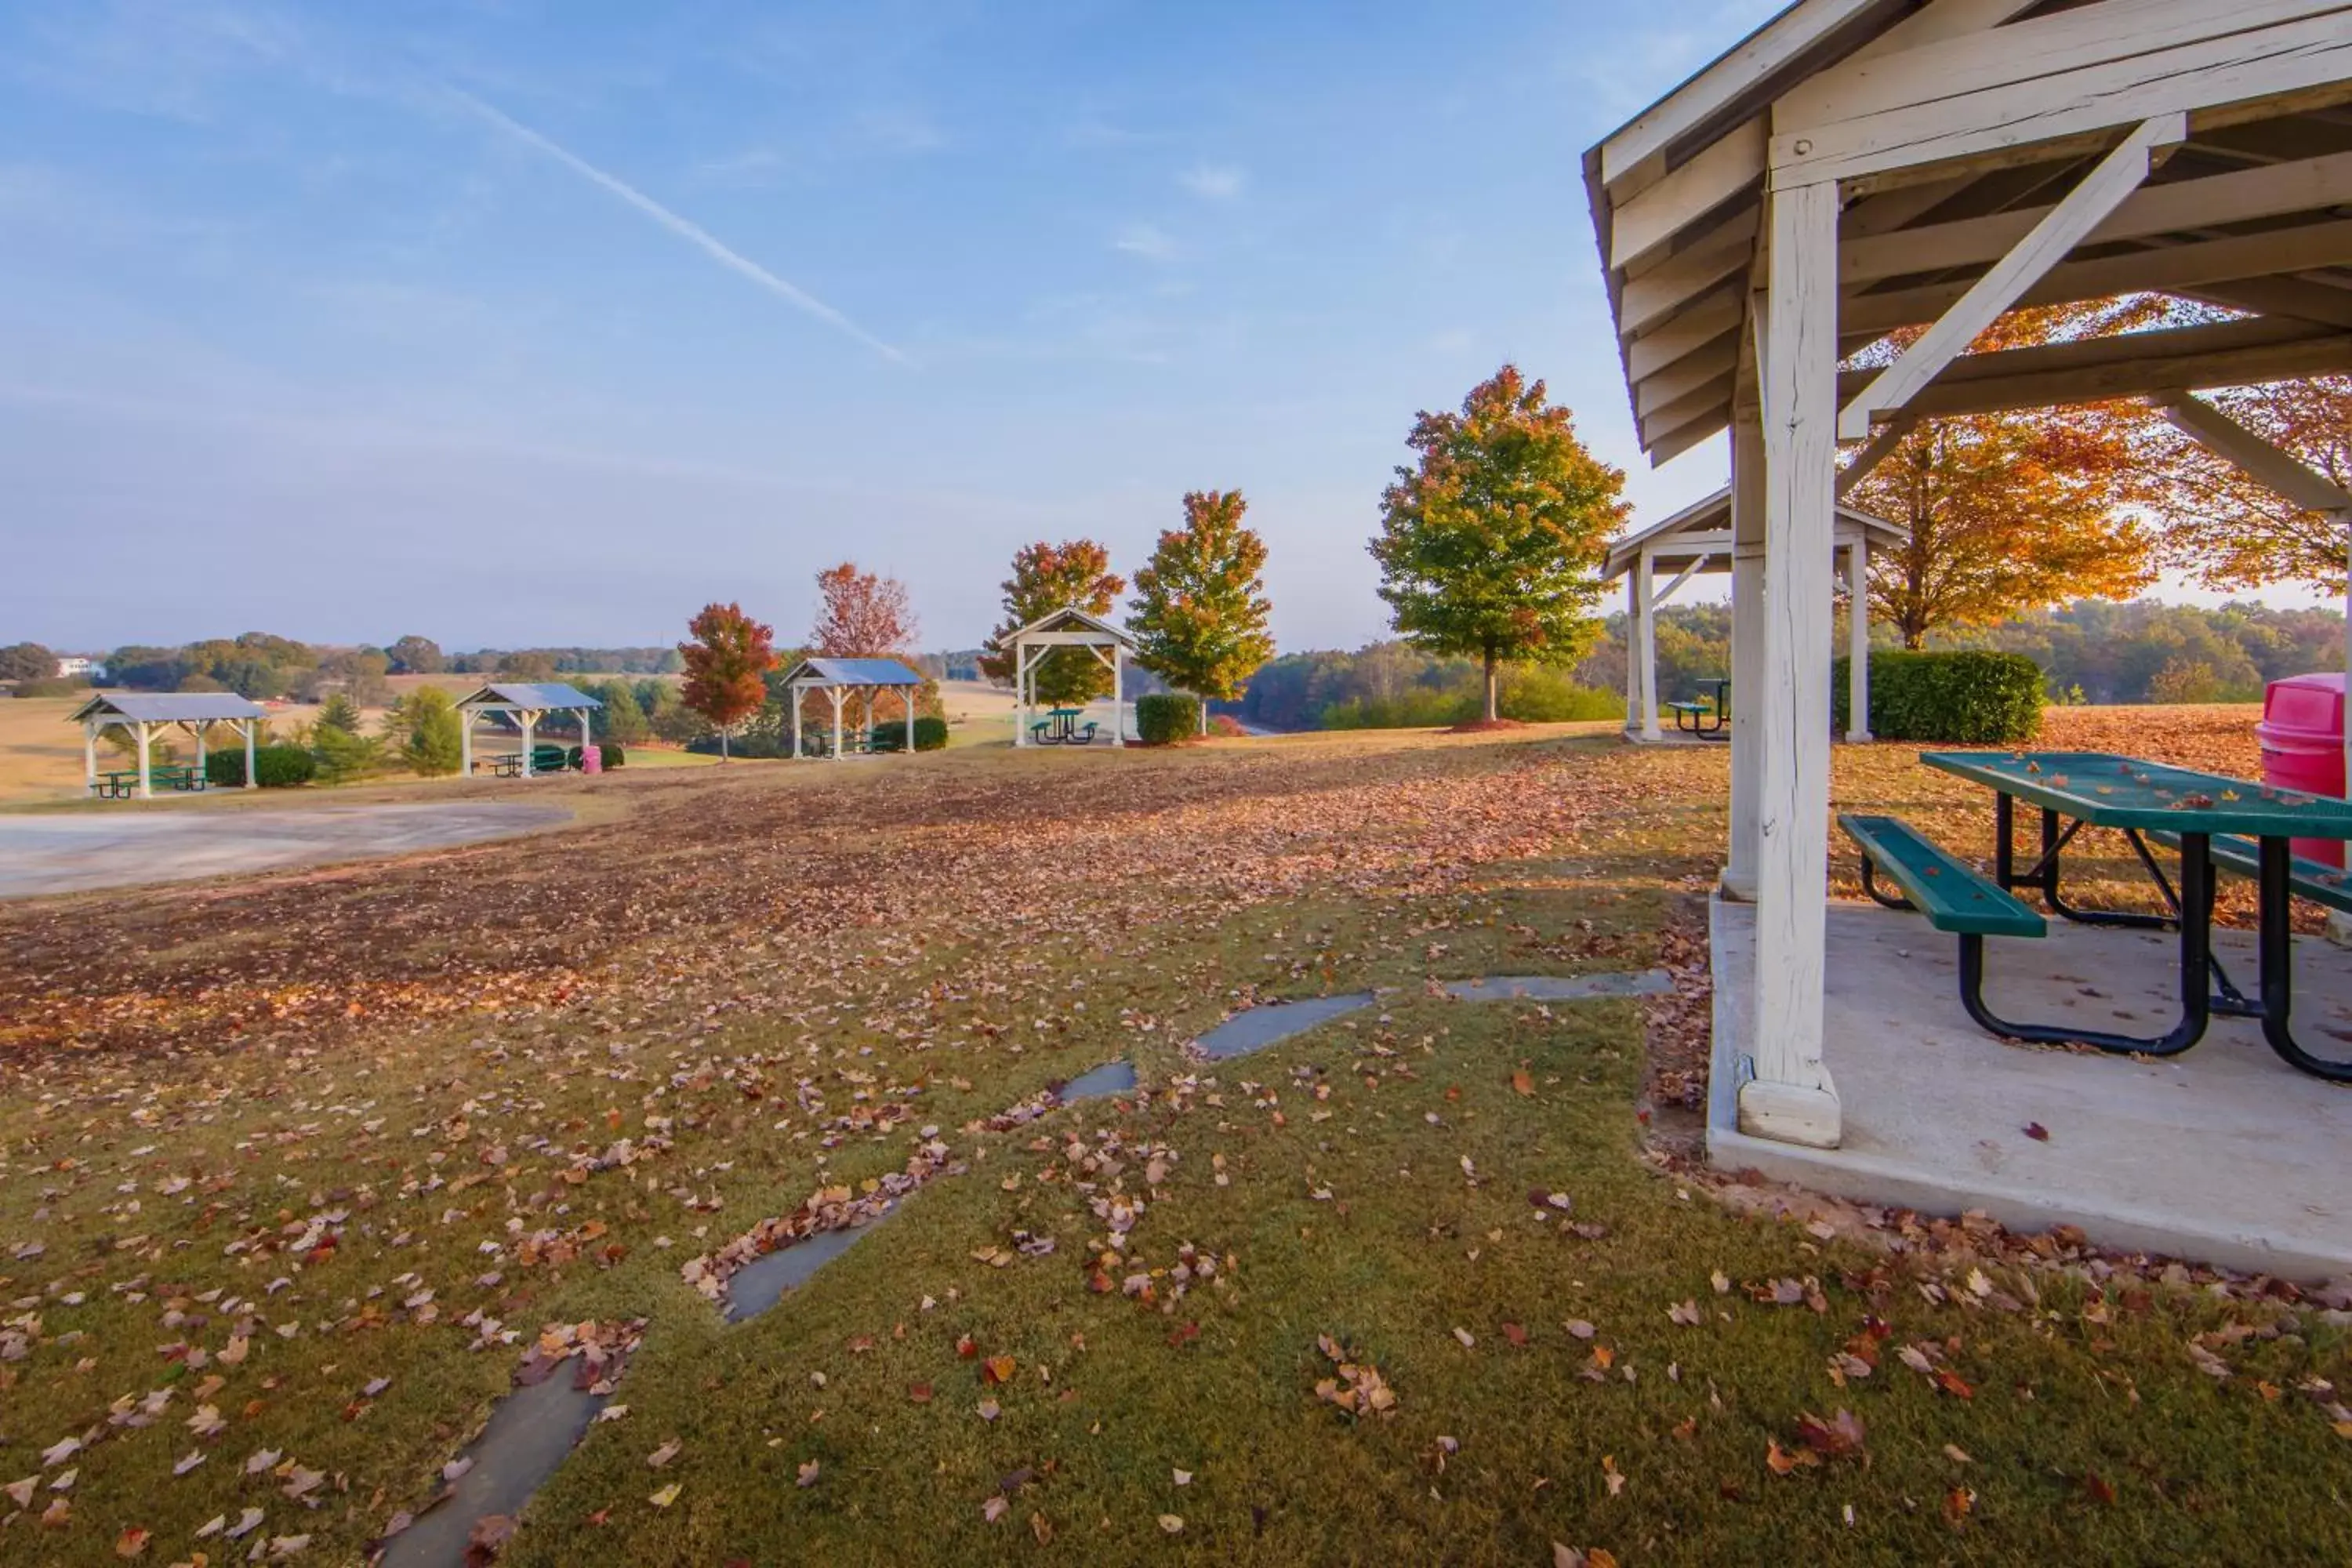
[0,802,572,898]
[1710,897,2352,1279]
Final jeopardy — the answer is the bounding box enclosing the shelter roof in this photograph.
[779,657,925,687]
[69,692,267,724]
[1603,486,1906,579]
[1584,0,2352,464]
[992,605,1138,648]
[456,683,604,711]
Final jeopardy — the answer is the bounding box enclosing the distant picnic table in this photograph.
[93,764,205,799]
[1846,749,2352,1082]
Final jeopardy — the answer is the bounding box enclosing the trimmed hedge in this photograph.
[598,742,626,769]
[1832,651,2044,744]
[869,717,949,752]
[205,745,316,788]
[1135,693,1202,746]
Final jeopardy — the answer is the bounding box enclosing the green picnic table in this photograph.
[93,764,205,798]
[1908,749,2352,1080]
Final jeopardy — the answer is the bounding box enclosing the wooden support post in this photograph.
[1743,176,1841,1149]
[1635,550,1661,741]
[193,720,207,781]
[83,723,97,795]
[519,713,535,777]
[1726,406,1766,900]
[136,721,152,800]
[1846,536,1872,742]
[905,688,916,751]
[829,688,844,760]
[460,707,473,775]
[1624,575,1642,732]
[244,719,258,788]
[1112,649,1125,747]
[792,684,804,758]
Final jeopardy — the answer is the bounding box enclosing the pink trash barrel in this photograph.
[581,744,602,775]
[2256,672,2346,868]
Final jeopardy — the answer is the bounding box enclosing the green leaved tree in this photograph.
[399,686,466,776]
[1369,365,1627,722]
[978,540,1125,708]
[1129,491,1276,735]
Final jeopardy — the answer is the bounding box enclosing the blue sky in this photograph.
[8,0,1809,654]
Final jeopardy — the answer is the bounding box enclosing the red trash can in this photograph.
[2255,672,2346,868]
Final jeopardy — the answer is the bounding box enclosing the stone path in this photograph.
[393,969,1672,1555]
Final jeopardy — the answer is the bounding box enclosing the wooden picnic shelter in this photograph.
[996,607,1135,748]
[70,692,267,798]
[1604,485,1905,742]
[455,683,604,778]
[781,657,925,760]
[1585,0,2352,1152]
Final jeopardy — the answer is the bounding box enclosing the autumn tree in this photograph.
[978,540,1125,708]
[2140,376,2352,592]
[811,562,918,657]
[1369,365,1625,722]
[1846,301,2159,647]
[1128,491,1276,733]
[678,601,777,760]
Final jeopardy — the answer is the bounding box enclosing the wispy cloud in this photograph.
[1178,163,1244,201]
[445,87,906,363]
[1111,223,1174,262]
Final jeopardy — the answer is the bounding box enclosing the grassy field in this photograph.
[0,683,718,808]
[0,711,2342,1566]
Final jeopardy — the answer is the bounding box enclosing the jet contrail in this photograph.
[448,87,906,364]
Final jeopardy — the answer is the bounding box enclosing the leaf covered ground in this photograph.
[0,712,2345,1566]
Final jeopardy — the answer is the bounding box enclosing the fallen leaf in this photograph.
[1511,1069,1534,1097]
[982,1496,1008,1523]
[983,1356,1016,1386]
[1602,1455,1625,1497]
[2022,1122,2050,1142]
[645,1439,682,1469]
[1158,1514,1184,1534]
[1452,1327,1475,1348]
[797,1461,821,1489]
[1173,1469,1192,1486]
[115,1525,151,1557]
[647,1483,681,1509]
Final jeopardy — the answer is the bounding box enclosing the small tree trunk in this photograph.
[1483,651,1500,723]
[721,727,731,761]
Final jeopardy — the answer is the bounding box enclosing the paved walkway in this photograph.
[0,802,572,898]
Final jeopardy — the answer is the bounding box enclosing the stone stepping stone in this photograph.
[1060,1060,1139,1101]
[378,1374,605,1568]
[1442,971,1673,1003]
[727,1221,881,1323]
[1195,993,1377,1059]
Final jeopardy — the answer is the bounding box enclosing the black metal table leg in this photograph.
[1994,792,2014,891]
[1955,829,2212,1058]
[2023,805,2174,930]
[2245,834,2352,1081]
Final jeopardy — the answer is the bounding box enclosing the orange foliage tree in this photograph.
[678,601,776,760]
[978,540,1125,706]
[2138,376,2352,593]
[1844,303,2158,648]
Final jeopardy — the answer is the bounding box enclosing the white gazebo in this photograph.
[1606,485,1906,742]
[996,607,1136,748]
[455,683,604,777]
[70,692,267,797]
[780,657,925,759]
[1587,0,2352,1154]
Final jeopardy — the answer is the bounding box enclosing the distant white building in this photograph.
[56,656,102,680]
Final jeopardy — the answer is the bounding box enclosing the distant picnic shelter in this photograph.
[70,692,267,798]
[779,657,925,759]
[1603,485,1905,742]
[996,606,1135,749]
[1585,0,2352,1152]
[455,683,604,778]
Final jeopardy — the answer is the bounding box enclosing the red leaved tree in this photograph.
[811,562,919,657]
[678,601,776,760]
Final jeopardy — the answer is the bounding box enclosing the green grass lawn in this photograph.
[0,716,2343,1566]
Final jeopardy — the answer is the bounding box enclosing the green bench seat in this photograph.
[1839,813,2045,938]
[1663,700,1711,715]
[2145,829,2352,916]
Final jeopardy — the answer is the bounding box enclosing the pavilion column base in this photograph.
[1717,867,1755,902]
[1844,731,1872,745]
[1737,1079,1842,1149]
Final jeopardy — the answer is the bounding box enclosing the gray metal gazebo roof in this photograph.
[69,692,268,724]
[779,658,924,688]
[455,683,605,712]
